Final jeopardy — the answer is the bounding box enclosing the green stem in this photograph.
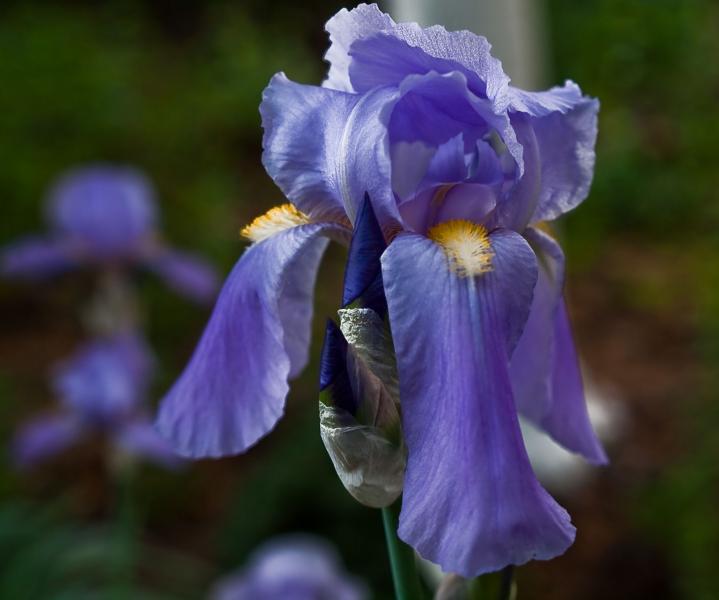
[498,566,514,600]
[111,459,138,598]
[381,502,424,600]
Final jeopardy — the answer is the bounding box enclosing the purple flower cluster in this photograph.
[1,165,218,304]
[13,334,181,469]
[5,165,217,471]
[157,3,607,577]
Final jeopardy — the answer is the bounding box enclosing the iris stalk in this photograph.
[381,501,424,600]
[111,460,137,598]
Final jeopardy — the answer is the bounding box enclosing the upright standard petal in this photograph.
[323,3,509,105]
[510,228,607,464]
[323,3,395,91]
[389,71,522,172]
[509,82,599,223]
[348,28,508,106]
[143,247,220,304]
[157,221,349,458]
[382,228,575,576]
[0,237,76,279]
[261,74,398,227]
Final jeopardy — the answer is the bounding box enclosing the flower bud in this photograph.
[319,307,406,508]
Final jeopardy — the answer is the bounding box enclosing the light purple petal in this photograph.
[509,82,599,222]
[510,80,588,116]
[323,4,509,105]
[47,165,158,258]
[54,334,154,425]
[390,140,436,201]
[0,236,76,278]
[509,229,564,419]
[390,71,521,171]
[143,247,219,304]
[435,184,498,225]
[323,3,395,92]
[156,222,349,458]
[395,136,500,233]
[423,134,467,184]
[11,414,84,468]
[381,230,575,576]
[261,73,399,227]
[510,228,607,464]
[114,421,184,469]
[488,113,541,232]
[550,297,608,463]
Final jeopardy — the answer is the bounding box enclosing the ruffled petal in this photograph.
[381,230,575,576]
[509,82,599,222]
[143,247,220,304]
[261,74,398,226]
[510,228,607,464]
[323,4,509,105]
[390,71,521,171]
[156,222,349,458]
[0,237,77,279]
[349,29,508,105]
[11,414,84,468]
[323,3,395,92]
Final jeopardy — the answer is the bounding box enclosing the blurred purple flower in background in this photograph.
[12,334,181,470]
[1,165,218,304]
[210,535,367,600]
[158,3,606,577]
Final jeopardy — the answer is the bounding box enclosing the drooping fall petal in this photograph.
[157,221,348,457]
[382,228,575,575]
[510,228,607,464]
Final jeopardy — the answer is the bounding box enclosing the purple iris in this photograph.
[210,535,367,600]
[157,4,607,576]
[1,165,218,304]
[12,334,181,469]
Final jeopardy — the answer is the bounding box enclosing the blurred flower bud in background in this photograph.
[209,534,368,600]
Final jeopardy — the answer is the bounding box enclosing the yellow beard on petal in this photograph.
[428,220,494,277]
[534,220,556,238]
[240,204,310,243]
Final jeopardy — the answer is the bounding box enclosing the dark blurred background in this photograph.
[0,1,717,598]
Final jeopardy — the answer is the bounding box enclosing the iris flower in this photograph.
[158,4,606,576]
[13,334,181,469]
[1,165,218,304]
[210,535,367,600]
